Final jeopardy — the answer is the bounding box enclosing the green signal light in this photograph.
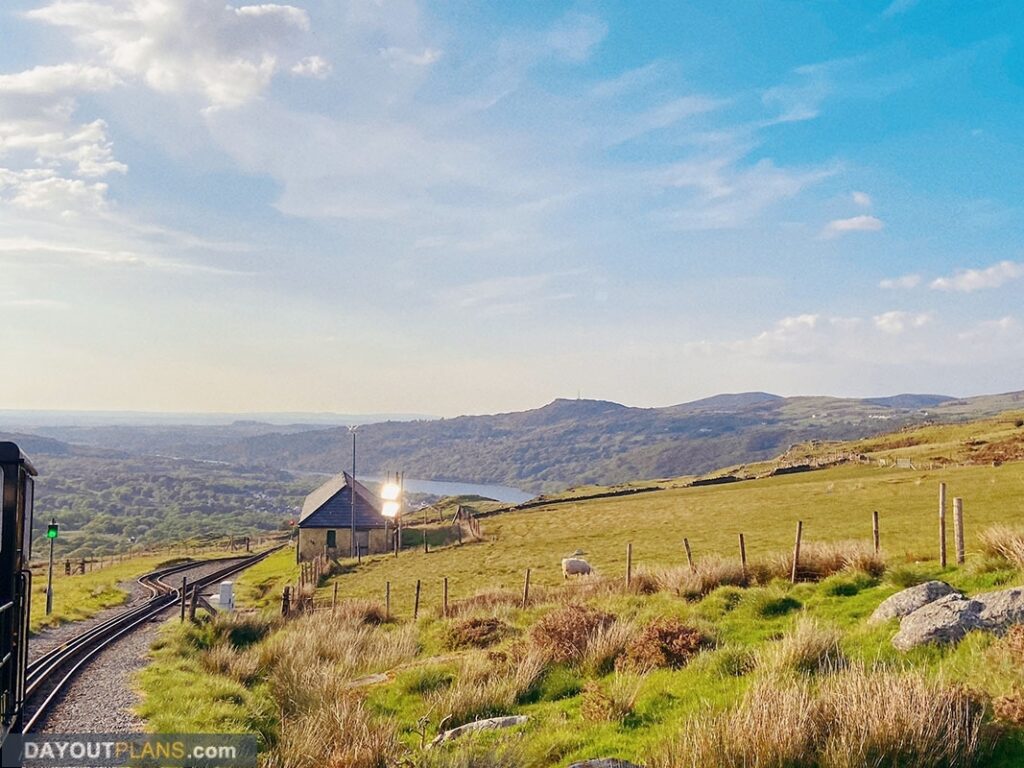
[46,523,58,540]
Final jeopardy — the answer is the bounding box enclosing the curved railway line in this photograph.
[23,546,282,732]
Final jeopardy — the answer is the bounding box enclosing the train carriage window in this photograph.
[0,466,3,547]
[22,475,33,560]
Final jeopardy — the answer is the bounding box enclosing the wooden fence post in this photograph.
[683,538,695,572]
[180,577,188,622]
[939,482,948,568]
[414,579,421,619]
[872,510,880,554]
[739,533,747,579]
[954,497,965,565]
[385,581,391,620]
[521,568,531,609]
[332,582,338,614]
[188,587,199,622]
[626,543,633,587]
[791,521,803,584]
[282,586,290,617]
[443,577,449,617]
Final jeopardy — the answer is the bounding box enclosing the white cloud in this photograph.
[291,55,331,78]
[879,273,921,290]
[883,0,921,18]
[655,156,837,230]
[822,214,884,237]
[26,0,314,108]
[0,170,108,214]
[545,13,608,62]
[379,47,443,68]
[957,316,1019,341]
[873,310,931,335]
[929,260,1024,292]
[852,190,872,207]
[0,64,120,94]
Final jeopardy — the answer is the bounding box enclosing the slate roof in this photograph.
[298,472,387,529]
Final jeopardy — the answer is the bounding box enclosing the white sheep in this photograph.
[561,549,592,579]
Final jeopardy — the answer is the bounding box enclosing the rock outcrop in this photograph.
[431,715,529,746]
[869,581,960,623]
[890,586,1024,650]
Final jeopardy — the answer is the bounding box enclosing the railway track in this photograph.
[22,546,283,732]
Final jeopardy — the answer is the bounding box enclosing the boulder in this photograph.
[431,715,529,746]
[976,587,1024,631]
[869,581,960,623]
[891,587,1024,650]
[892,594,983,651]
[568,761,644,768]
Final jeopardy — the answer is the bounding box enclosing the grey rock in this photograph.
[891,594,984,651]
[431,715,529,746]
[568,761,644,768]
[869,581,960,624]
[891,587,1024,650]
[976,587,1024,631]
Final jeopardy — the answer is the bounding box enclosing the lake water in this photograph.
[361,475,534,504]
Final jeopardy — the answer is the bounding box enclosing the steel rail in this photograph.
[22,545,282,732]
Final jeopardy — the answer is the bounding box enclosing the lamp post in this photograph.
[349,425,358,558]
[45,518,58,615]
[380,476,402,556]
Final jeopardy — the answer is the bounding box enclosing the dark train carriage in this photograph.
[0,443,35,737]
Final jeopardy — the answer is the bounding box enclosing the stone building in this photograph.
[296,472,389,561]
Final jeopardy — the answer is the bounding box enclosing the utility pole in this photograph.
[350,425,358,558]
[45,518,59,615]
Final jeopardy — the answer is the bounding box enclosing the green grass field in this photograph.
[291,461,1023,616]
[142,414,1024,766]
[30,548,242,632]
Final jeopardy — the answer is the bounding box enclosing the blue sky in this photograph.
[0,0,1022,415]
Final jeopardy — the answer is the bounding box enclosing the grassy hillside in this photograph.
[201,390,1024,492]
[143,413,1024,766]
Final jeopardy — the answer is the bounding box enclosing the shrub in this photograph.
[649,665,992,768]
[764,618,845,676]
[445,617,511,650]
[617,618,708,673]
[1005,624,1024,664]
[580,674,644,723]
[530,605,614,663]
[978,525,1024,570]
[994,690,1024,726]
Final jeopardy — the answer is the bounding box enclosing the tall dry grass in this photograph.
[768,541,887,582]
[264,689,399,768]
[979,525,1024,570]
[763,617,846,676]
[254,611,419,767]
[427,651,546,728]
[650,665,991,768]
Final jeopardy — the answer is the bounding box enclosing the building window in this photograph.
[326,530,337,548]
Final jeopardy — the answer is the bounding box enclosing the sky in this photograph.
[1,0,1022,417]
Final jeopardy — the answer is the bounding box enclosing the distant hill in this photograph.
[10,390,1024,494]
[163,390,1024,492]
